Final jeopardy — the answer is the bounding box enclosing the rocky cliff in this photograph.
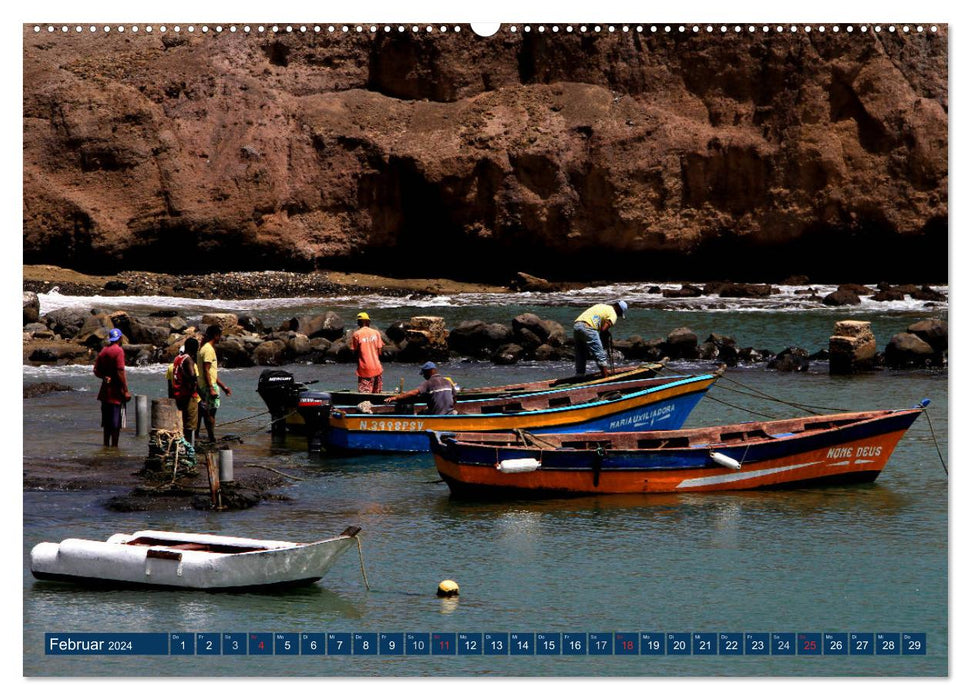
[23,25,948,281]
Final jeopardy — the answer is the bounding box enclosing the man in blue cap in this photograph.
[384,361,458,414]
[93,328,131,447]
[573,300,628,377]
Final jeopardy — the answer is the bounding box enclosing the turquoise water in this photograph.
[23,302,948,677]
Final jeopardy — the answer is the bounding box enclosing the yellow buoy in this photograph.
[437,579,459,597]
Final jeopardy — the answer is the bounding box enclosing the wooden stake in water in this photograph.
[205,452,223,510]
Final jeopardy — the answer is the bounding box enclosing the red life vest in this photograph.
[171,354,193,401]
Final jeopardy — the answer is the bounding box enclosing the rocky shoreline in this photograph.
[22,264,510,300]
[23,294,947,373]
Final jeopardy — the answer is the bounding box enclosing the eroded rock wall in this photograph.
[23,26,948,280]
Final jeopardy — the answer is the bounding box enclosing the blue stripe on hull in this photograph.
[326,429,431,453]
[530,390,706,436]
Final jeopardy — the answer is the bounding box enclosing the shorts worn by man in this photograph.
[573,300,628,376]
[350,312,384,393]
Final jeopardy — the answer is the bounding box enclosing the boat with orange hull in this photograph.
[428,403,928,497]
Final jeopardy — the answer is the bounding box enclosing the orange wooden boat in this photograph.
[428,402,928,497]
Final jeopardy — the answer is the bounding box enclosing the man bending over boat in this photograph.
[384,361,458,415]
[573,300,628,377]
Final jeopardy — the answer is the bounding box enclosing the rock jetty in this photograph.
[23,306,946,373]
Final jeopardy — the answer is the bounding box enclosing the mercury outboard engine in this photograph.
[297,390,332,452]
[257,370,300,439]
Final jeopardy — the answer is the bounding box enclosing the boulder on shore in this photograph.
[704,333,739,366]
[907,319,947,352]
[201,313,241,334]
[768,346,810,372]
[822,288,861,306]
[884,333,936,368]
[511,272,558,292]
[217,337,256,368]
[238,314,266,334]
[492,343,525,365]
[27,341,91,364]
[44,308,87,339]
[24,381,72,399]
[448,320,513,357]
[663,327,698,360]
[663,284,704,298]
[911,285,946,302]
[253,340,288,366]
[23,292,40,325]
[834,283,874,296]
[612,335,666,362]
[282,311,344,341]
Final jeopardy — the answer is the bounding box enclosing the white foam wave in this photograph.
[23,364,164,379]
[37,282,947,315]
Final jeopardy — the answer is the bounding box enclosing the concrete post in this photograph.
[135,395,149,437]
[218,449,234,483]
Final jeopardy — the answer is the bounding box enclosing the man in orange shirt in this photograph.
[350,312,384,393]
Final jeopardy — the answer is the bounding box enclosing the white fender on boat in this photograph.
[497,458,541,473]
[710,451,742,470]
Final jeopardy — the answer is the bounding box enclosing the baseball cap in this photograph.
[614,300,628,318]
[108,328,122,342]
[419,361,437,373]
[357,312,370,321]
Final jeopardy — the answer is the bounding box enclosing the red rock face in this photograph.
[22,26,947,281]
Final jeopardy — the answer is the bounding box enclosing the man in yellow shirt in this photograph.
[196,324,232,442]
[573,300,628,376]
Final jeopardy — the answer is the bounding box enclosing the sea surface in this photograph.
[23,286,949,677]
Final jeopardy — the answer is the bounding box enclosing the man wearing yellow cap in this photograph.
[350,312,384,393]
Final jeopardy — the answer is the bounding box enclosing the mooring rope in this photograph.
[248,464,305,481]
[703,393,781,420]
[922,409,948,476]
[655,362,850,415]
[215,408,273,429]
[203,411,298,441]
[356,536,371,591]
[714,374,851,414]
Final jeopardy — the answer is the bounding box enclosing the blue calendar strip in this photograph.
[43,632,929,656]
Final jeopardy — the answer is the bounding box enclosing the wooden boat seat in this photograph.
[125,537,269,554]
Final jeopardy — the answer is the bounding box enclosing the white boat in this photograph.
[30,527,362,590]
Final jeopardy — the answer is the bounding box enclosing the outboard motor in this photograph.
[297,391,332,452]
[257,370,299,438]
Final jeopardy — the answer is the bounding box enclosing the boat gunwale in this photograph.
[330,373,716,422]
[429,406,924,454]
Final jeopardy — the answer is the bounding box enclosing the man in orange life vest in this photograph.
[350,311,384,393]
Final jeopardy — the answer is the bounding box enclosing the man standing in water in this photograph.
[196,325,231,443]
[573,300,628,377]
[93,328,131,447]
[350,311,384,393]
